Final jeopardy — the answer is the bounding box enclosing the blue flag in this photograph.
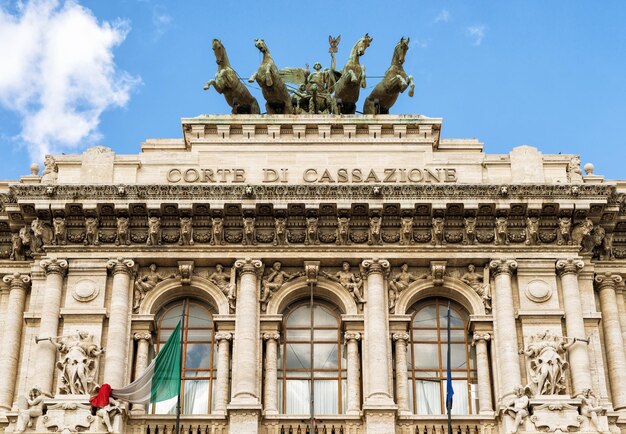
[445,303,454,414]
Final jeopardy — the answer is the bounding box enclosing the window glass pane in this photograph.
[314,344,339,370]
[438,307,464,328]
[412,328,438,342]
[287,306,311,327]
[155,395,177,415]
[415,380,441,415]
[413,305,437,327]
[187,328,212,342]
[446,380,469,415]
[186,343,212,369]
[314,306,338,326]
[314,329,338,341]
[286,344,311,369]
[285,380,310,414]
[286,329,311,341]
[159,329,174,343]
[160,305,183,327]
[413,344,439,369]
[188,305,212,327]
[442,344,467,370]
[183,379,209,414]
[314,380,338,414]
[314,371,340,378]
[469,345,476,369]
[442,329,467,342]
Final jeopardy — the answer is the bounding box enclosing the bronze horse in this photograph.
[333,33,372,114]
[363,37,414,114]
[249,39,293,114]
[203,39,260,114]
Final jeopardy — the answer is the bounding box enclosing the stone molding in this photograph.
[489,259,518,277]
[555,258,584,276]
[40,258,68,276]
[360,258,390,277]
[234,257,263,277]
[2,272,31,290]
[106,258,135,276]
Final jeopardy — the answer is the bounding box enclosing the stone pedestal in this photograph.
[529,396,583,433]
[42,396,95,433]
[363,407,397,434]
[227,406,261,434]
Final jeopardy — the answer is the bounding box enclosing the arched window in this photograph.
[406,298,477,415]
[279,301,346,415]
[153,299,216,415]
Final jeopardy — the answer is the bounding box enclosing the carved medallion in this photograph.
[72,279,99,302]
[525,279,552,303]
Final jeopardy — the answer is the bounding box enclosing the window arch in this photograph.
[406,298,477,415]
[279,300,346,415]
[153,299,216,415]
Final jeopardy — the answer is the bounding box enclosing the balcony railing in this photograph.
[262,415,363,434]
[396,415,498,434]
[125,414,228,434]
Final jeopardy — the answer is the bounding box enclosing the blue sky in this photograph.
[0,0,625,181]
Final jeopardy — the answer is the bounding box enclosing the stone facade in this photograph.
[0,114,624,433]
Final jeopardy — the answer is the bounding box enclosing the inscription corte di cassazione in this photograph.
[167,167,458,184]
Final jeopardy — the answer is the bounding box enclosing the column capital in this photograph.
[472,332,492,346]
[595,272,623,291]
[216,332,233,342]
[40,258,68,276]
[2,272,31,290]
[489,259,518,277]
[360,258,390,277]
[392,332,409,342]
[263,332,280,341]
[107,258,135,276]
[133,332,152,342]
[345,331,361,341]
[556,258,584,276]
[234,257,263,276]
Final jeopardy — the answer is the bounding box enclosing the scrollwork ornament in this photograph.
[360,258,390,277]
[234,257,263,277]
[40,258,68,276]
[489,259,518,277]
[106,258,135,276]
[594,272,623,291]
[345,331,361,341]
[133,332,152,342]
[471,332,491,346]
[215,332,233,342]
[555,258,584,276]
[2,272,31,290]
[263,332,280,341]
[392,332,409,343]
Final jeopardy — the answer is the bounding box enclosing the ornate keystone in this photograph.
[234,257,263,276]
[360,258,390,277]
[106,258,135,276]
[263,332,280,341]
[430,261,447,286]
[40,258,68,276]
[392,332,409,342]
[555,258,584,276]
[594,272,623,291]
[2,272,31,290]
[216,332,233,342]
[303,261,320,284]
[489,259,518,277]
[472,332,491,346]
[345,331,361,341]
[177,260,195,285]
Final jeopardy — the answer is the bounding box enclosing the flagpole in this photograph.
[446,302,453,434]
[176,300,186,434]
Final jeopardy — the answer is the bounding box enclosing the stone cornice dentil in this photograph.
[107,258,136,276]
[2,272,31,290]
[594,272,623,291]
[39,258,68,276]
[489,259,518,277]
[361,258,390,277]
[555,258,584,276]
[234,257,263,277]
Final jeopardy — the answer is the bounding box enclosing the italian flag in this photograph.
[113,320,182,404]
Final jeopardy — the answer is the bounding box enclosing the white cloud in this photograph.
[151,4,171,36]
[434,9,450,23]
[467,25,486,46]
[412,39,430,49]
[0,0,139,162]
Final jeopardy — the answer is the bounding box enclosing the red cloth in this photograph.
[90,383,112,408]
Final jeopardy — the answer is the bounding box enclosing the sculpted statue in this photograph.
[147,216,161,246]
[336,217,350,245]
[305,217,320,245]
[115,217,130,246]
[494,217,509,245]
[92,385,123,433]
[363,37,414,114]
[572,218,594,253]
[249,39,293,114]
[211,217,224,245]
[41,155,58,184]
[567,156,583,183]
[600,232,614,260]
[203,39,260,114]
[461,265,491,311]
[322,262,365,307]
[281,61,338,115]
[31,218,52,253]
[52,217,67,245]
[557,217,572,245]
[504,385,530,434]
[463,217,477,245]
[208,264,236,311]
[260,262,299,311]
[525,217,540,246]
[133,264,175,312]
[274,217,287,246]
[578,388,607,433]
[333,34,372,114]
[54,331,103,395]
[19,226,32,252]
[10,233,25,261]
[179,217,194,246]
[14,387,52,433]
[242,217,256,245]
[431,217,445,246]
[520,330,573,396]
[368,216,382,245]
[84,217,99,246]
[400,217,414,245]
[389,264,425,312]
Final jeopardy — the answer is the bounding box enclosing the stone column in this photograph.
[0,273,30,411]
[36,258,68,395]
[595,272,626,410]
[131,332,151,414]
[393,332,410,414]
[488,259,521,401]
[615,280,626,354]
[472,333,493,414]
[263,332,280,415]
[345,332,362,415]
[555,259,593,396]
[214,332,232,414]
[104,259,135,388]
[230,257,263,405]
[361,258,393,406]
